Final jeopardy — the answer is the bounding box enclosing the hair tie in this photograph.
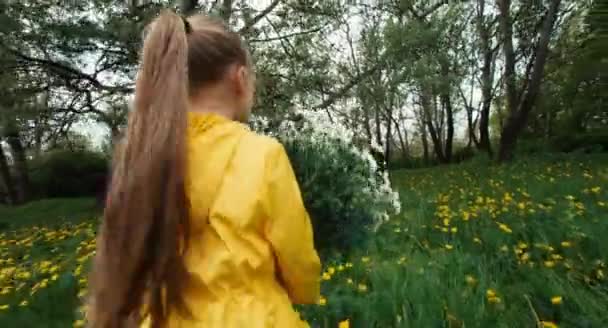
[182,16,192,34]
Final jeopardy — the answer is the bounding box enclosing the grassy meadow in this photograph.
[1,154,607,327]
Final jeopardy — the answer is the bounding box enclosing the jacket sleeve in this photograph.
[262,141,321,304]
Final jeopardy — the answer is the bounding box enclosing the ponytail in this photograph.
[88,10,192,328]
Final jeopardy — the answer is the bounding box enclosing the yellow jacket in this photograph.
[144,112,321,327]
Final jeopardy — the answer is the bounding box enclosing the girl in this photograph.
[87,10,321,328]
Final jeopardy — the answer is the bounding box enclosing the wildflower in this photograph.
[358,283,368,292]
[346,278,353,284]
[465,275,477,286]
[0,304,9,311]
[361,257,370,263]
[322,272,331,281]
[544,261,556,268]
[345,262,353,268]
[338,319,350,328]
[327,267,336,275]
[500,245,509,252]
[551,296,562,305]
[486,289,497,298]
[74,319,85,328]
[337,265,345,272]
[561,241,572,248]
[517,202,526,210]
[498,223,512,234]
[19,300,28,307]
[590,186,601,194]
[445,244,454,250]
[541,321,558,328]
[318,296,327,306]
[16,271,31,280]
[473,237,482,244]
[462,211,470,221]
[486,289,501,304]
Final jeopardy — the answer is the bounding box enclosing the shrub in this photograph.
[29,149,108,199]
[550,132,608,153]
[251,110,400,257]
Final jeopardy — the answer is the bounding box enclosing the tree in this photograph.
[496,0,562,161]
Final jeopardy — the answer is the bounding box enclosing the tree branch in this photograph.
[249,25,325,43]
[238,0,281,34]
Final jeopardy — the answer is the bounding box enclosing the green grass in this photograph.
[1,155,608,327]
[0,198,98,230]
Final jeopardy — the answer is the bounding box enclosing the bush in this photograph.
[550,132,608,153]
[252,111,400,257]
[29,149,108,199]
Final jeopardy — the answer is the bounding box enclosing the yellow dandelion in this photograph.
[318,296,327,306]
[465,275,477,286]
[327,267,336,275]
[487,296,501,304]
[486,289,497,298]
[322,272,332,281]
[338,319,350,328]
[541,321,558,328]
[498,223,512,234]
[551,296,562,305]
[357,283,368,292]
[561,241,572,248]
[74,319,86,328]
[544,261,556,268]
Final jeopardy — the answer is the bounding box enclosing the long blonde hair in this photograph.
[87,10,249,328]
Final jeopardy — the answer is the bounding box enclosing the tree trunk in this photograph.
[421,92,445,163]
[5,131,29,203]
[384,108,392,164]
[476,0,496,156]
[442,93,454,163]
[374,106,383,148]
[420,121,429,164]
[497,0,562,162]
[0,143,17,204]
[219,0,233,22]
[362,106,373,144]
[466,105,479,148]
[392,115,409,162]
[179,0,198,15]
